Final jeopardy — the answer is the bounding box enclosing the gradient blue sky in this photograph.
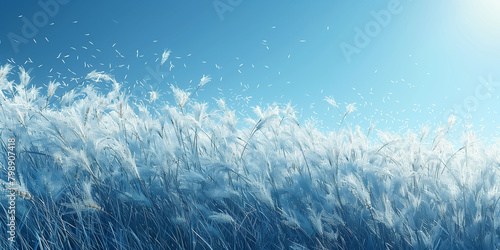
[1,0,499,143]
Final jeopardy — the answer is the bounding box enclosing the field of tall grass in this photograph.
[1,64,499,249]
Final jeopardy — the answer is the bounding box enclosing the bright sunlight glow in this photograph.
[456,0,500,53]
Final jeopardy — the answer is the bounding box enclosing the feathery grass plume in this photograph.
[447,114,456,129]
[161,49,171,67]
[60,89,78,106]
[198,75,211,89]
[0,65,14,103]
[191,75,211,100]
[46,80,60,100]
[419,124,430,142]
[345,102,357,114]
[85,70,116,84]
[339,102,357,129]
[0,63,12,77]
[148,89,160,103]
[324,95,342,114]
[192,102,208,126]
[170,85,189,109]
[18,66,32,88]
[0,64,13,87]
[240,106,279,160]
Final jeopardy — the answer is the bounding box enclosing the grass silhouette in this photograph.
[0,64,499,249]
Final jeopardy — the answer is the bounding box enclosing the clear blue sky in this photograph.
[1,0,499,143]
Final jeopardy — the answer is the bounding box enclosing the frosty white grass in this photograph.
[0,65,499,249]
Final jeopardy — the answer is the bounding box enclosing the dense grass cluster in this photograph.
[1,64,499,249]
